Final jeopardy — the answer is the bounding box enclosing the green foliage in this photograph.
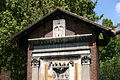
[99,36,120,62]
[102,18,114,29]
[100,18,115,62]
[99,19,120,80]
[100,36,120,80]
[100,55,120,80]
[100,19,120,61]
[4,0,103,22]
[0,10,27,79]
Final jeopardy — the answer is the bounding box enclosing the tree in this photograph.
[100,19,120,61]
[0,10,27,79]
[100,55,120,80]
[99,19,120,80]
[100,18,117,62]
[102,18,113,29]
[0,0,103,79]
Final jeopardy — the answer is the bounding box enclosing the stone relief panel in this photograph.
[48,61,74,80]
[53,19,65,38]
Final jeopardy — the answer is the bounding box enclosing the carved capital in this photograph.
[81,55,91,65]
[32,57,40,67]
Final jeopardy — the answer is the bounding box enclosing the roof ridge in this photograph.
[13,7,115,40]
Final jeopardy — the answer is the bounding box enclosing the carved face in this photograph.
[53,19,65,37]
[54,25,64,37]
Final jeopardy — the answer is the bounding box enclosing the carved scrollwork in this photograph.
[81,55,91,65]
[69,61,74,67]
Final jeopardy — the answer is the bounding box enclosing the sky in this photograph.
[94,0,120,26]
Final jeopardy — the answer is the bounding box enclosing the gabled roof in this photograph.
[13,7,115,40]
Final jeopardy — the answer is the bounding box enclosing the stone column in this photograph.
[32,57,40,80]
[69,61,74,80]
[81,55,91,80]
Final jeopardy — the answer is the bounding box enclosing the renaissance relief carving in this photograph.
[53,19,65,37]
[48,61,74,80]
